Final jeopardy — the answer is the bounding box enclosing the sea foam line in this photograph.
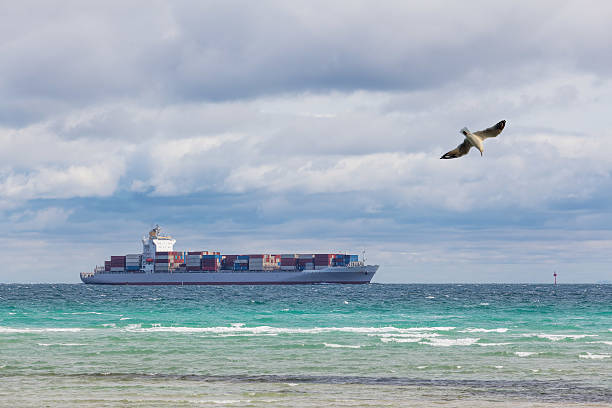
[323,343,361,349]
[579,352,610,360]
[0,327,86,333]
[0,325,455,336]
[459,328,508,333]
[121,325,456,335]
[421,338,479,347]
[522,334,597,341]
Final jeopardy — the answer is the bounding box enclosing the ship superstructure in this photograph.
[80,226,378,285]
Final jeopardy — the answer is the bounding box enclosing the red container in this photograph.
[314,254,334,266]
[280,258,296,266]
[110,256,126,265]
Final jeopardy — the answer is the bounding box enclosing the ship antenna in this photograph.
[362,249,367,263]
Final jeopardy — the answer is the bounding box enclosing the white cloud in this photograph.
[9,207,73,231]
[0,163,124,200]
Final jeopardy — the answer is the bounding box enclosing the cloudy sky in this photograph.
[2,1,612,283]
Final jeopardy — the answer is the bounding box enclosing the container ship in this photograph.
[80,226,378,285]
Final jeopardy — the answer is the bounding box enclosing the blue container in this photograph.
[125,265,140,271]
[345,255,358,263]
[202,254,221,260]
[237,255,249,260]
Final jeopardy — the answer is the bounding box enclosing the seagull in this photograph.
[440,120,506,159]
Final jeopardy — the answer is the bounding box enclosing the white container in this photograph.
[298,254,313,259]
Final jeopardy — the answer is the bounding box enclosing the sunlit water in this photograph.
[1,284,610,407]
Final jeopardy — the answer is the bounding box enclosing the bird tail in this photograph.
[460,127,470,136]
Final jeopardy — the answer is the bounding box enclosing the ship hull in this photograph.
[81,265,378,285]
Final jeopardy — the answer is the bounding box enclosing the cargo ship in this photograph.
[80,226,378,285]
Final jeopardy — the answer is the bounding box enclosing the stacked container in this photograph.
[333,254,346,267]
[345,254,359,265]
[314,254,334,270]
[110,256,126,272]
[233,256,249,271]
[104,261,111,272]
[125,254,142,272]
[280,254,297,270]
[186,252,203,272]
[202,254,221,271]
[222,255,238,270]
[297,254,314,270]
[155,251,183,272]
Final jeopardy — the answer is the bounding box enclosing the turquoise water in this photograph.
[1,284,610,407]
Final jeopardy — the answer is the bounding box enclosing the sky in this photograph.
[1,1,612,283]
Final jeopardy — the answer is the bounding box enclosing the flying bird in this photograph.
[440,120,506,159]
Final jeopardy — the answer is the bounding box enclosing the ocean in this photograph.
[0,284,610,407]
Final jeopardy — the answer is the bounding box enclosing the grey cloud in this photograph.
[3,1,612,125]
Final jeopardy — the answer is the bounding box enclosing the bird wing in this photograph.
[473,120,506,140]
[440,139,473,159]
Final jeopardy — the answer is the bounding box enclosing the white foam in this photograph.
[479,303,490,306]
[515,351,537,357]
[417,365,428,369]
[101,323,116,328]
[121,325,455,335]
[323,343,361,349]
[425,296,435,299]
[477,342,512,347]
[374,333,440,339]
[460,328,508,333]
[381,337,423,343]
[494,365,503,369]
[579,352,610,360]
[0,327,85,333]
[119,317,131,321]
[523,333,597,341]
[422,338,479,347]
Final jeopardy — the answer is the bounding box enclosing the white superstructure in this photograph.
[141,225,176,273]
